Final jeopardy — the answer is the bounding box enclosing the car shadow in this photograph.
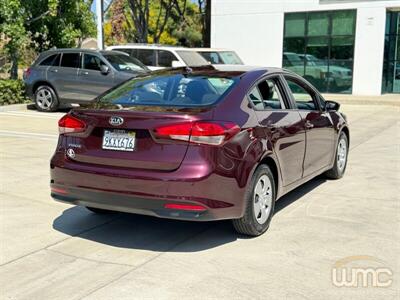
[52,176,327,252]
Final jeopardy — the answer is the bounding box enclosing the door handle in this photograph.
[82,71,89,75]
[50,69,58,73]
[305,120,314,129]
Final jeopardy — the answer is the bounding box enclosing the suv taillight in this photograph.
[58,114,86,134]
[23,68,31,79]
[154,121,240,145]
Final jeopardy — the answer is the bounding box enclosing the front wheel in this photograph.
[325,132,349,179]
[232,165,276,236]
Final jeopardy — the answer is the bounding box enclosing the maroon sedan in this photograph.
[50,65,349,236]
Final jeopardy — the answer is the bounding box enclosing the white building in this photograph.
[211,0,400,95]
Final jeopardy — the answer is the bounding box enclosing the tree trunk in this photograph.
[10,52,18,80]
[203,0,211,47]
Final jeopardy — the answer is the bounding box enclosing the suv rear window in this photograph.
[39,54,60,66]
[99,73,237,107]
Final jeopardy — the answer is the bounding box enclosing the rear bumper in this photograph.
[51,186,233,221]
[50,151,247,221]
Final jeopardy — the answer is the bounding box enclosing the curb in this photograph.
[0,103,35,112]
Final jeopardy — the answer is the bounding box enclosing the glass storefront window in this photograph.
[382,11,400,94]
[332,11,356,35]
[283,10,356,93]
[308,12,330,36]
[285,13,306,37]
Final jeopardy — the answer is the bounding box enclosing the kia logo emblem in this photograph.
[109,116,124,126]
[66,148,75,159]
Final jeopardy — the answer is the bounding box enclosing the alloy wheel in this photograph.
[36,89,53,110]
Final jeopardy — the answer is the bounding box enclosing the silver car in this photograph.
[24,49,149,111]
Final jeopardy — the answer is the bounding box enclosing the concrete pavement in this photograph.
[0,105,399,300]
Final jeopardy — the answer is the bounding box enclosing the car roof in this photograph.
[190,48,235,52]
[39,48,128,55]
[108,44,190,51]
[149,65,287,78]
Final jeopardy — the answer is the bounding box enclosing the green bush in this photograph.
[0,79,31,106]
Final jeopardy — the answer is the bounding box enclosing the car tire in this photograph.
[232,164,276,236]
[325,131,348,179]
[34,85,59,112]
[86,206,114,214]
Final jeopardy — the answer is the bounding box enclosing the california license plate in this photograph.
[102,130,135,151]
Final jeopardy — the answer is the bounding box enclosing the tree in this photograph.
[197,0,211,47]
[104,0,203,47]
[0,0,28,79]
[0,0,96,79]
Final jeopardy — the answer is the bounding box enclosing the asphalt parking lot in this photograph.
[0,104,399,300]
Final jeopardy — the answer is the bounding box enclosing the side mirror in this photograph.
[100,65,110,75]
[325,100,340,111]
[171,60,185,68]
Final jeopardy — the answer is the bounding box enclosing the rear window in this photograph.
[175,51,209,67]
[39,54,60,66]
[99,73,237,107]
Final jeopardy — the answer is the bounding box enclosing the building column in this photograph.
[352,7,386,95]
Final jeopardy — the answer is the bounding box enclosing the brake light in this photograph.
[58,114,86,134]
[164,203,207,212]
[154,121,240,145]
[23,68,31,79]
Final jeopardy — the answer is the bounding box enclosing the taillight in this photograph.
[58,114,86,134]
[154,121,240,146]
[23,68,31,79]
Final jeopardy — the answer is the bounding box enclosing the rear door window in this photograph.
[157,50,177,67]
[60,53,80,68]
[136,49,155,66]
[39,54,60,66]
[248,78,285,110]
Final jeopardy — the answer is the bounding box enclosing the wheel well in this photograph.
[341,126,350,145]
[259,156,279,195]
[32,81,55,95]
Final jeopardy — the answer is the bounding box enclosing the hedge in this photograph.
[0,79,31,106]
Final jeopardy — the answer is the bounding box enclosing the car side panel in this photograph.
[299,110,335,177]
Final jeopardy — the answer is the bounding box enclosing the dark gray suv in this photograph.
[24,49,149,111]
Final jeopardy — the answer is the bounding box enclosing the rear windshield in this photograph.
[175,51,209,67]
[99,73,237,107]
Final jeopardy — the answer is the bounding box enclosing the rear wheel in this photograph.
[86,206,114,214]
[325,131,348,179]
[34,85,59,112]
[232,165,276,236]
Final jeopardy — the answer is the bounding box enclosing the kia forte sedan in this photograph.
[50,65,349,236]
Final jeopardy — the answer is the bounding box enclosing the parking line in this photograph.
[0,130,58,141]
[0,112,63,119]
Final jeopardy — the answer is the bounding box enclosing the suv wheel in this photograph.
[35,85,59,112]
[232,165,276,236]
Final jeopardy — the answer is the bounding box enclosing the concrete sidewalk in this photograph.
[322,93,400,106]
[0,104,399,300]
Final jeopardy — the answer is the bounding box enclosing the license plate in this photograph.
[102,130,135,151]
